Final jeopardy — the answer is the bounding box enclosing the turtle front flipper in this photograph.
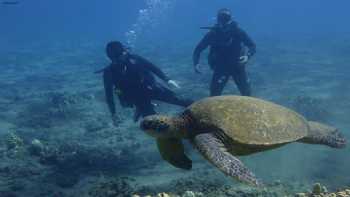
[157,138,192,170]
[193,133,262,186]
[299,121,347,148]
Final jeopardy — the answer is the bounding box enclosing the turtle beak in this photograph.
[140,118,153,131]
[140,115,170,138]
[140,116,160,138]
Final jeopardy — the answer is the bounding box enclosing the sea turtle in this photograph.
[140,96,347,186]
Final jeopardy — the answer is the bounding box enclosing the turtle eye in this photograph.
[140,119,168,131]
[153,119,169,131]
[140,120,153,130]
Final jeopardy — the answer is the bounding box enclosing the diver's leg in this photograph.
[134,99,156,122]
[210,70,229,96]
[151,85,193,107]
[232,65,251,96]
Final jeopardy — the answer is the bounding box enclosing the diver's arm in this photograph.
[239,28,256,57]
[193,33,211,66]
[103,68,116,116]
[137,55,171,82]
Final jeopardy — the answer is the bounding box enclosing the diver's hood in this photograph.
[217,9,232,25]
[215,20,237,33]
[110,52,130,72]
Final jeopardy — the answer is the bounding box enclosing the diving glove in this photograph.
[111,114,122,127]
[168,80,181,89]
[194,64,201,74]
[239,55,249,64]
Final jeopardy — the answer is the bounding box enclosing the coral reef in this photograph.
[133,191,203,197]
[3,132,27,159]
[296,183,350,197]
[139,183,350,197]
[134,175,226,196]
[133,176,311,197]
[1,36,349,197]
[5,132,24,151]
[88,177,136,197]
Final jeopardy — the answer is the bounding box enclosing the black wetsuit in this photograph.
[193,22,256,96]
[103,54,192,120]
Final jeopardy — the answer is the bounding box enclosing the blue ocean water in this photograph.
[1,0,350,196]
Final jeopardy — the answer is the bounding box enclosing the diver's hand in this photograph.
[194,64,201,74]
[133,108,141,122]
[111,114,121,127]
[239,55,249,64]
[167,80,181,89]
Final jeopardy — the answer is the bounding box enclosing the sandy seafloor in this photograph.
[0,35,349,197]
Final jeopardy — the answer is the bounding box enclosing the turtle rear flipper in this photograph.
[157,138,192,170]
[299,121,347,148]
[193,133,262,186]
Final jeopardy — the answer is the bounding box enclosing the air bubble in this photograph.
[125,0,176,49]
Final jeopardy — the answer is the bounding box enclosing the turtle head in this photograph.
[140,115,186,139]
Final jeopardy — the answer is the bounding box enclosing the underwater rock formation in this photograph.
[37,141,132,171]
[16,91,93,128]
[28,139,45,156]
[46,91,80,116]
[30,139,146,188]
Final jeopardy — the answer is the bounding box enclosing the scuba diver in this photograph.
[193,8,256,96]
[101,41,193,125]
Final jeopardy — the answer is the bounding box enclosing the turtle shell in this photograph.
[187,96,309,145]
